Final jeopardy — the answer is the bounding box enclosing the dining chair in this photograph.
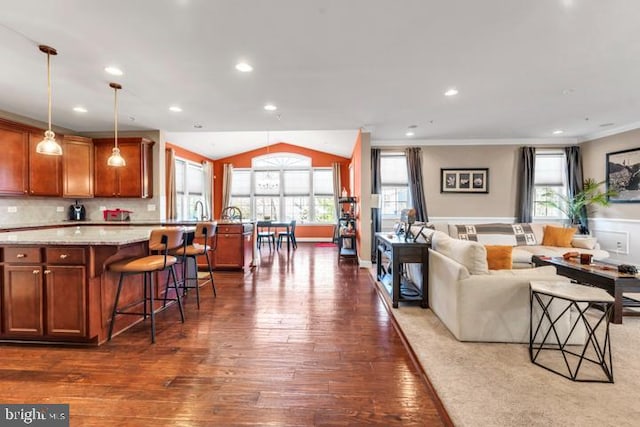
[277,220,297,250]
[257,221,276,250]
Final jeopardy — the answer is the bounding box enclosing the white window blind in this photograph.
[231,169,251,196]
[283,170,309,195]
[313,169,333,195]
[535,153,564,186]
[254,171,280,195]
[381,155,408,185]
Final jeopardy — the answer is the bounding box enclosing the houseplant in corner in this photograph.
[540,178,618,234]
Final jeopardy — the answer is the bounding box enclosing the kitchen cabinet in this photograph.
[62,135,94,198]
[214,222,254,270]
[93,138,154,198]
[28,132,63,196]
[1,246,87,338]
[0,120,29,196]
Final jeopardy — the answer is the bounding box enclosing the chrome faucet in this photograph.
[194,200,206,220]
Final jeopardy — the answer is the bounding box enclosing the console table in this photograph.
[375,232,429,308]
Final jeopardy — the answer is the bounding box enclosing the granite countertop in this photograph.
[0,225,191,246]
[0,219,254,232]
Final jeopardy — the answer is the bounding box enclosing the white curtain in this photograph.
[165,148,177,219]
[332,162,341,241]
[202,161,213,220]
[222,163,234,209]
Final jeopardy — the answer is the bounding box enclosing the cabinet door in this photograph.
[2,265,43,336]
[28,132,62,196]
[45,266,86,337]
[117,142,143,197]
[63,136,94,198]
[0,125,28,195]
[94,142,118,197]
[214,233,243,268]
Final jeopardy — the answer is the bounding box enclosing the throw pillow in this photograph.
[542,225,577,247]
[485,245,513,270]
[432,232,489,275]
[571,237,598,250]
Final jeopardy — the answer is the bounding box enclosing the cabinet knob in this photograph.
[60,254,68,259]
[44,270,52,275]
[33,270,40,275]
[16,253,26,258]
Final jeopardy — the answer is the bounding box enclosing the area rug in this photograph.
[315,242,337,247]
[371,274,640,427]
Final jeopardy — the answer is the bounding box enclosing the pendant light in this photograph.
[107,82,126,167]
[36,45,63,156]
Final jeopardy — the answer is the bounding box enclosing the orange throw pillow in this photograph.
[485,245,513,270]
[542,225,577,247]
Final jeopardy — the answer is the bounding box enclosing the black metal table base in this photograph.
[529,290,614,383]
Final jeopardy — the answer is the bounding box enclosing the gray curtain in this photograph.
[517,147,536,223]
[565,146,587,231]
[332,162,342,242]
[405,147,428,222]
[371,149,381,261]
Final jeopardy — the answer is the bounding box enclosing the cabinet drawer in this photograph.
[45,247,86,265]
[218,225,241,234]
[4,247,41,263]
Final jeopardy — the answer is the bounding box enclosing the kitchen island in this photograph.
[0,225,185,345]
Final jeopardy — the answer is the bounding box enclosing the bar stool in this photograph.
[108,228,185,344]
[170,222,217,309]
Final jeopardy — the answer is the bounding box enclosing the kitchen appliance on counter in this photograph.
[68,200,86,221]
[103,208,132,221]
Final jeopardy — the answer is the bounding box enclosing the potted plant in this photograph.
[539,178,618,234]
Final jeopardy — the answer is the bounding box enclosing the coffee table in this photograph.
[532,256,640,324]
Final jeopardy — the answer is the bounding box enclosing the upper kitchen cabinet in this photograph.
[28,131,63,196]
[62,135,94,198]
[0,120,29,196]
[93,138,154,198]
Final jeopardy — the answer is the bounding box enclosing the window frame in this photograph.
[228,154,335,224]
[174,157,205,221]
[533,150,568,221]
[379,152,410,219]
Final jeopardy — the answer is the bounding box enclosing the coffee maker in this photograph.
[68,200,86,221]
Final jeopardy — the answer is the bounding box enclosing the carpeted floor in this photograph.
[372,275,640,427]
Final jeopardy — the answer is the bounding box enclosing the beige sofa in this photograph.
[431,222,609,268]
[408,229,586,344]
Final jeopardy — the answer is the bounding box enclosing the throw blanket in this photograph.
[456,223,537,246]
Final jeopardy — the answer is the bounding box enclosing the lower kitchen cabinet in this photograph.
[214,222,255,270]
[1,247,87,339]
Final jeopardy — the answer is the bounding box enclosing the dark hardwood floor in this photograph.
[0,243,450,426]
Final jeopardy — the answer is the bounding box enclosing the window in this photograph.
[380,153,410,217]
[175,158,205,220]
[534,151,567,219]
[229,153,335,223]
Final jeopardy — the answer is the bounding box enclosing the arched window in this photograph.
[230,153,335,223]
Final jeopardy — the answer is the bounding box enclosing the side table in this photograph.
[529,280,614,383]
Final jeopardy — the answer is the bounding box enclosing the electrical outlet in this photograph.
[147,204,156,211]
[7,206,17,213]
[56,206,65,212]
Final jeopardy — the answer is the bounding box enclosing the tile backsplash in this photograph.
[0,197,161,225]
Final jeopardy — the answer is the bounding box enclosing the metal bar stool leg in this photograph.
[170,265,185,322]
[205,250,216,297]
[149,272,156,344]
[108,272,125,341]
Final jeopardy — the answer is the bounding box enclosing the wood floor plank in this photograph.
[0,243,450,426]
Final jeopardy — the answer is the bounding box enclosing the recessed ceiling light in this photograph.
[104,66,123,76]
[169,106,183,112]
[405,131,415,137]
[444,88,459,97]
[264,104,277,111]
[73,106,87,113]
[235,62,253,72]
[552,130,564,135]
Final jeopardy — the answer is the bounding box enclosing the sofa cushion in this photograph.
[542,225,576,247]
[432,231,489,275]
[455,223,537,246]
[485,245,513,270]
[571,236,598,250]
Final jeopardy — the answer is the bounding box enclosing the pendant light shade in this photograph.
[107,82,126,167]
[36,45,63,156]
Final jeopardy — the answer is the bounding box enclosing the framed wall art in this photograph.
[440,168,489,193]
[606,147,640,203]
